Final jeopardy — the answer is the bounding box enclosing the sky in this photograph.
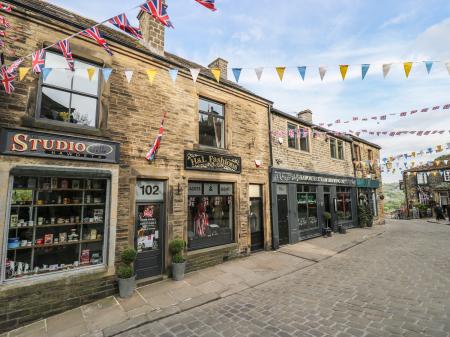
[48,0,450,183]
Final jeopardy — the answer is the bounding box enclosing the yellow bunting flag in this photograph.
[87,68,96,81]
[276,67,286,81]
[211,68,221,82]
[411,151,416,157]
[146,69,158,85]
[19,67,30,81]
[436,145,443,152]
[340,65,349,80]
[403,62,413,78]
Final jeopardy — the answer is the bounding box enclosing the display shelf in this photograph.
[7,245,33,251]
[10,204,33,208]
[31,203,104,207]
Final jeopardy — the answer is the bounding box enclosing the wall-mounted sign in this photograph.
[136,180,164,202]
[272,169,356,186]
[185,151,241,174]
[0,128,120,164]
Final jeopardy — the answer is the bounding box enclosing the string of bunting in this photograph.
[385,159,450,174]
[0,0,217,94]
[348,129,450,137]
[383,143,450,163]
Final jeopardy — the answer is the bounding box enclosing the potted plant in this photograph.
[323,212,332,237]
[169,239,186,281]
[117,248,137,298]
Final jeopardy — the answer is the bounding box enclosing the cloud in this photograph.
[379,11,416,29]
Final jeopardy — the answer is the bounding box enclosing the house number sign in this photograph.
[136,180,164,202]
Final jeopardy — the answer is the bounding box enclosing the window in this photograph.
[297,185,318,231]
[444,171,450,182]
[37,52,101,128]
[287,123,298,149]
[439,192,448,207]
[417,172,428,185]
[337,187,352,222]
[199,98,225,149]
[368,149,373,161]
[331,138,344,160]
[299,129,309,152]
[359,188,377,217]
[188,182,234,250]
[353,144,361,161]
[5,175,108,281]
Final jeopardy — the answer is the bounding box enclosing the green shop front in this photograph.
[270,168,357,248]
[356,178,381,217]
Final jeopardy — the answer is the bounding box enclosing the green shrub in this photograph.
[169,239,186,264]
[117,264,133,279]
[323,212,332,220]
[121,248,137,265]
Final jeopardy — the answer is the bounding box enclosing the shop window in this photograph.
[36,52,101,128]
[297,185,318,231]
[417,172,428,185]
[337,187,352,222]
[440,192,449,207]
[199,98,225,149]
[5,175,108,281]
[353,144,361,161]
[188,182,234,250]
[287,123,298,149]
[444,170,450,182]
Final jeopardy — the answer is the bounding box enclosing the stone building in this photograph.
[351,136,385,225]
[270,109,359,248]
[0,0,272,331]
[402,156,450,217]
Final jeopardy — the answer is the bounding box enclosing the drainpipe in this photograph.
[267,104,275,250]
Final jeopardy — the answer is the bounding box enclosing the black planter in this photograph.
[326,229,333,237]
[338,225,347,234]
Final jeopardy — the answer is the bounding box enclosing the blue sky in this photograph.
[48,0,450,183]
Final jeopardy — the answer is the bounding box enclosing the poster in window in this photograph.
[136,204,160,252]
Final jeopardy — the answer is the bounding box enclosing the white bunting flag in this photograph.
[255,67,264,81]
[169,68,178,84]
[319,66,327,81]
[446,62,450,76]
[190,68,200,83]
[124,70,133,83]
[382,64,391,78]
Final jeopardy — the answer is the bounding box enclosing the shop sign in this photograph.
[220,184,233,196]
[356,178,380,189]
[188,182,203,196]
[0,128,120,163]
[185,150,241,174]
[273,169,356,186]
[136,180,164,202]
[204,183,219,196]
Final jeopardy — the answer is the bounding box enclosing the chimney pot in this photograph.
[297,109,313,123]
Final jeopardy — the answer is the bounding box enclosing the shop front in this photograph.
[270,168,357,248]
[356,178,381,219]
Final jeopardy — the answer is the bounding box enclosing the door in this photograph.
[324,193,333,230]
[277,193,289,246]
[134,180,165,280]
[250,197,264,251]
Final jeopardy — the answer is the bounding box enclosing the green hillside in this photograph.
[383,182,405,213]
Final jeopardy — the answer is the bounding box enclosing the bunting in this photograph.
[80,27,113,56]
[42,68,52,81]
[319,66,327,81]
[339,65,348,80]
[189,68,200,83]
[232,68,242,83]
[87,68,96,81]
[255,67,263,81]
[211,68,221,82]
[0,15,10,28]
[140,0,174,28]
[169,68,178,83]
[276,67,286,81]
[31,49,46,74]
[146,112,167,161]
[424,61,433,75]
[0,3,12,12]
[57,39,75,71]
[108,14,142,40]
[361,64,370,80]
[18,67,29,81]
[124,70,133,83]
[194,0,216,11]
[0,65,15,94]
[102,68,113,82]
[298,66,306,81]
[403,62,413,78]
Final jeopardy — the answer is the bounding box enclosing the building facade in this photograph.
[0,0,272,331]
[270,109,359,248]
[351,137,385,225]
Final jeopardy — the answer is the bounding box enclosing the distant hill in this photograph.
[383,182,405,213]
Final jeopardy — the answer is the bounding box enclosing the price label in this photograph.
[136,181,164,202]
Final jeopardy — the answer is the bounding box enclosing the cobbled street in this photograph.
[119,220,450,337]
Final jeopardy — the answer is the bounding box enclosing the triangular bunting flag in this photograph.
[232,68,242,83]
[276,67,286,81]
[424,61,433,75]
[169,68,178,83]
[339,65,348,80]
[319,66,327,81]
[255,67,263,81]
[382,64,391,78]
[18,67,29,81]
[190,68,200,83]
[124,70,133,83]
[102,68,112,82]
[446,62,450,76]
[87,68,96,81]
[211,68,221,82]
[361,64,370,80]
[146,69,158,85]
[42,68,52,81]
[297,66,306,81]
[403,62,413,78]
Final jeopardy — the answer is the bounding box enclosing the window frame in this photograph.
[35,51,103,129]
[287,123,298,149]
[353,144,361,161]
[198,97,226,149]
[330,138,337,159]
[330,138,344,160]
[368,149,373,161]
[444,170,450,182]
[417,172,428,185]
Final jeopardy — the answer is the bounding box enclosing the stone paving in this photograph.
[119,220,450,337]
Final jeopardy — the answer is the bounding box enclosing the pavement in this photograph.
[5,225,387,337]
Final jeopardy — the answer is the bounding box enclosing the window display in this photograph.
[188,182,234,250]
[337,187,353,222]
[297,185,318,231]
[5,175,108,280]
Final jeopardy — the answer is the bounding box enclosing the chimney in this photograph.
[138,6,165,56]
[297,109,313,123]
[208,58,228,80]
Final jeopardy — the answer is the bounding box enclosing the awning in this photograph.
[356,178,380,189]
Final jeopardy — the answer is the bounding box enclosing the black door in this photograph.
[324,193,334,231]
[250,197,264,251]
[277,195,289,245]
[135,203,164,280]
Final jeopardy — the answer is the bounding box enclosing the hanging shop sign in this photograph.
[356,179,380,189]
[0,128,120,163]
[184,150,241,174]
[272,168,356,186]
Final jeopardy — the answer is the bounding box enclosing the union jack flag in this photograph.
[109,14,142,40]
[371,116,377,120]
[335,119,341,124]
[410,110,417,114]
[58,39,75,71]
[195,0,216,11]
[444,104,450,109]
[352,117,358,121]
[421,108,429,112]
[7,58,23,75]
[400,112,407,117]
[0,3,12,12]
[146,113,167,161]
[32,49,46,74]
[432,106,440,110]
[0,65,15,94]
[380,115,386,120]
[140,0,174,28]
[80,27,113,56]
[0,30,5,36]
[0,14,10,28]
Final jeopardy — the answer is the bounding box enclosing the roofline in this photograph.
[8,0,273,105]
[348,135,382,149]
[405,166,450,173]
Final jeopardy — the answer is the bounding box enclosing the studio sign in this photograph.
[0,128,120,164]
[185,150,241,174]
[273,170,356,186]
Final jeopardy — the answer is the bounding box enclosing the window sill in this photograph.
[187,242,237,256]
[21,116,107,138]
[194,144,229,154]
